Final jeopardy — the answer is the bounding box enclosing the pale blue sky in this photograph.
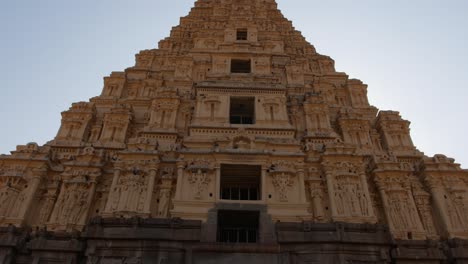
[1,0,467,167]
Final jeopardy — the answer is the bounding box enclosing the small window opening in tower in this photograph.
[236,28,248,41]
[230,97,255,124]
[221,164,261,200]
[231,59,251,73]
[217,210,259,243]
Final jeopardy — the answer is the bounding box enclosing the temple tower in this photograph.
[0,0,467,263]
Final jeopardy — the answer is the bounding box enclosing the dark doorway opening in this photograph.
[217,210,259,243]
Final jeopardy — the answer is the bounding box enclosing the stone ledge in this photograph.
[83,217,202,241]
[276,222,391,245]
[391,240,446,261]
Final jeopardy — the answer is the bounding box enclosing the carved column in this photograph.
[425,175,452,235]
[104,166,122,213]
[144,166,159,215]
[325,171,338,217]
[215,165,221,201]
[375,181,396,232]
[359,171,375,218]
[157,176,173,218]
[404,182,425,231]
[174,159,185,200]
[16,171,43,222]
[309,182,324,220]
[78,181,97,226]
[296,168,307,203]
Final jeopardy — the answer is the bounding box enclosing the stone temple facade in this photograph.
[1,0,468,263]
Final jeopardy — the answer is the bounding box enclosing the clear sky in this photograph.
[1,0,467,167]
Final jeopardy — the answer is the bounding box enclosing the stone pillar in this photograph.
[157,177,173,218]
[261,165,268,202]
[376,184,396,232]
[325,172,338,217]
[359,172,375,218]
[215,165,221,201]
[175,160,185,200]
[297,169,307,203]
[404,184,425,232]
[425,175,452,236]
[16,175,42,221]
[104,166,121,213]
[144,166,159,215]
[309,182,324,220]
[78,181,97,226]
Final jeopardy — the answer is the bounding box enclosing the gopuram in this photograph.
[0,0,467,263]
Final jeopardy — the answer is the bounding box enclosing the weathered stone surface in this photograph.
[1,0,467,262]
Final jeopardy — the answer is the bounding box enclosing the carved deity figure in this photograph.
[309,182,325,220]
[157,188,171,218]
[272,172,294,202]
[117,172,146,212]
[188,169,211,200]
[0,186,18,216]
[357,185,369,216]
[446,192,466,230]
[334,178,359,216]
[387,191,419,231]
[51,183,90,225]
[0,180,32,219]
[39,197,56,224]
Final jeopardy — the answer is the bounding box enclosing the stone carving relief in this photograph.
[186,159,215,200]
[307,166,326,221]
[338,114,373,150]
[188,169,211,200]
[269,160,296,202]
[38,187,58,226]
[271,172,294,202]
[0,164,46,226]
[203,95,221,122]
[421,155,468,238]
[97,105,133,147]
[0,176,28,218]
[376,111,417,155]
[146,88,180,131]
[262,98,282,122]
[303,95,335,137]
[102,73,125,97]
[347,80,369,107]
[286,64,304,86]
[127,137,158,152]
[323,161,376,223]
[156,167,175,218]
[104,158,159,218]
[48,168,100,231]
[373,167,427,240]
[174,59,193,79]
[411,179,438,238]
[212,56,228,74]
[55,102,94,144]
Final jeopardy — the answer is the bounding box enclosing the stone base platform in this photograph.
[0,218,465,264]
